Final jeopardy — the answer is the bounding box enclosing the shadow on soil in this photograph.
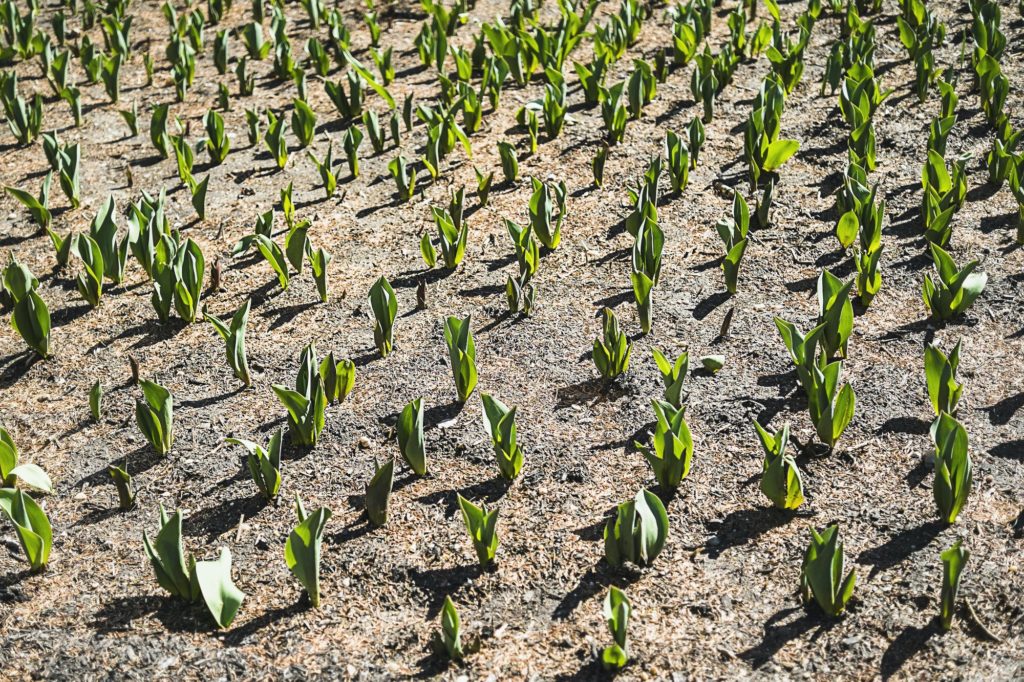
[857,520,943,579]
[738,606,838,669]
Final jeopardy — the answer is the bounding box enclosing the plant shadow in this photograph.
[880,622,940,680]
[857,519,943,579]
[738,606,836,669]
[552,559,642,621]
[415,476,511,517]
[704,507,794,559]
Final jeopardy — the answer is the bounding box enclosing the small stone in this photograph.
[357,436,371,450]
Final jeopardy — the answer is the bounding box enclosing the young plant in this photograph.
[593,307,631,381]
[290,99,317,148]
[307,244,332,303]
[664,131,690,193]
[481,394,524,480]
[800,524,856,617]
[932,413,972,525]
[365,457,394,527]
[987,120,1021,188]
[319,353,355,404]
[368,275,397,357]
[214,30,229,74]
[372,46,394,84]
[458,494,499,568]
[744,76,799,188]
[74,235,104,307]
[227,429,283,501]
[236,57,255,95]
[497,141,519,183]
[306,140,337,199]
[528,178,567,250]
[604,488,669,568]
[921,151,967,247]
[854,246,883,307]
[635,400,693,489]
[924,340,963,417]
[437,596,464,661]
[119,101,139,137]
[431,207,468,269]
[542,78,568,138]
[756,178,775,229]
[505,271,535,316]
[602,587,631,671]
[203,299,252,387]
[172,238,205,323]
[388,155,416,202]
[135,380,174,455]
[254,235,290,290]
[363,110,386,154]
[391,397,428,477]
[652,348,688,408]
[690,50,719,122]
[717,191,750,294]
[324,72,365,120]
[940,539,969,631]
[241,22,270,59]
[506,219,539,281]
[150,104,171,158]
[264,110,289,170]
[143,507,244,627]
[343,125,363,178]
[56,142,81,208]
[272,343,327,447]
[816,270,854,359]
[922,243,986,321]
[89,196,130,284]
[688,117,705,169]
[6,174,53,232]
[806,359,856,451]
[754,421,804,510]
[592,144,608,187]
[11,289,51,359]
[0,428,52,492]
[600,82,628,144]
[203,109,230,165]
[0,489,52,572]
[475,166,494,207]
[1010,160,1024,244]
[108,465,135,510]
[444,315,477,403]
[775,317,826,397]
[284,495,332,607]
[281,221,309,277]
[89,381,103,421]
[767,26,809,93]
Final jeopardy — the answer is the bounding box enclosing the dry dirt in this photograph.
[0,0,1022,679]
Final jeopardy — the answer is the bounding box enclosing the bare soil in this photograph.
[0,0,1022,679]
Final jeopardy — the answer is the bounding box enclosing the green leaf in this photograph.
[284,497,332,607]
[254,234,290,289]
[142,506,191,599]
[763,139,799,171]
[365,458,394,527]
[0,488,52,571]
[397,398,426,475]
[836,211,859,249]
[193,547,245,628]
[11,290,50,358]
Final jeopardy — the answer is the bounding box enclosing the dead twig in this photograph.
[964,598,1002,643]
